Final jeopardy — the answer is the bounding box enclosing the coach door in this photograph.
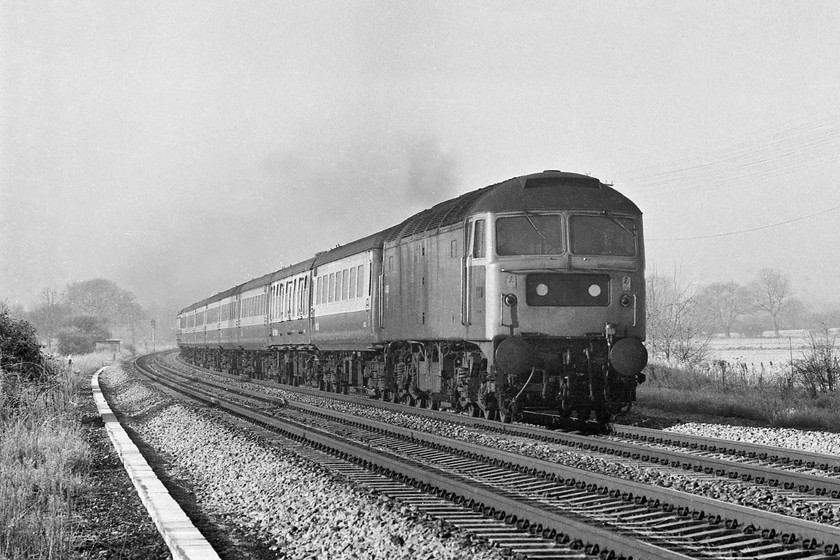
[463,218,486,337]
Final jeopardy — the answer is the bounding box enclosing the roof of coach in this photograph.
[233,256,317,294]
[178,257,316,314]
[268,257,316,282]
[384,171,640,243]
[313,226,398,267]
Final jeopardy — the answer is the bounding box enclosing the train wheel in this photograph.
[577,409,591,431]
[595,407,611,426]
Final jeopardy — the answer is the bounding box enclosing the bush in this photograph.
[0,305,47,382]
[56,316,110,355]
[792,328,838,396]
[639,358,840,432]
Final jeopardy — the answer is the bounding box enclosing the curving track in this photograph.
[138,351,840,559]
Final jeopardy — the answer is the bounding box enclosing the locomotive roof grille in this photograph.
[385,186,492,242]
[524,176,601,189]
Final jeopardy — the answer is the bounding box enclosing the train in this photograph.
[177,170,648,426]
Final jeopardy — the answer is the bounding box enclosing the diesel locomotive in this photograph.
[177,170,648,426]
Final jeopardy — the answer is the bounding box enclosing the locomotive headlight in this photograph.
[503,293,518,307]
[619,294,632,307]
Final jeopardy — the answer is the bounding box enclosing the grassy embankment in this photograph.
[0,353,112,559]
[637,360,840,432]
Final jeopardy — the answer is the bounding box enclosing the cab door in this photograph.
[463,218,486,338]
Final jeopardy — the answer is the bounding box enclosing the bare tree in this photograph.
[65,279,148,346]
[751,268,790,337]
[792,326,838,396]
[699,281,751,337]
[26,287,68,351]
[646,272,710,364]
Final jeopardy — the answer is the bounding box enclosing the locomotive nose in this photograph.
[494,336,535,376]
[609,338,648,376]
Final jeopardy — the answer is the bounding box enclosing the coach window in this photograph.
[274,284,283,319]
[349,267,356,298]
[300,277,307,314]
[278,286,285,318]
[357,265,364,297]
[341,269,349,300]
[336,271,342,301]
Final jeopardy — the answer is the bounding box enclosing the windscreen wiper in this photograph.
[602,210,636,238]
[523,210,547,242]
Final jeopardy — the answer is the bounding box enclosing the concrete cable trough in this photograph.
[91,366,221,560]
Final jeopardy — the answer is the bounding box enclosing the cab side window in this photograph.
[472,219,486,258]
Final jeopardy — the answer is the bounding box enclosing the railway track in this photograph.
[138,352,840,558]
[170,352,840,503]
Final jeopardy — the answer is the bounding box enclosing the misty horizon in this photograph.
[3,2,839,325]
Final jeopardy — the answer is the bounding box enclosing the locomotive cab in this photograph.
[461,174,647,426]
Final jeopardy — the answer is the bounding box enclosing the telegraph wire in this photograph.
[648,203,840,241]
[622,113,840,187]
[619,113,840,199]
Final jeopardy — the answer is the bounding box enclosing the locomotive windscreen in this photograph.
[569,215,636,256]
[496,214,564,256]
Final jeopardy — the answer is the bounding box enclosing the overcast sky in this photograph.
[2,1,839,322]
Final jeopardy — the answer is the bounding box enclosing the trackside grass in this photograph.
[637,361,840,432]
[0,354,109,559]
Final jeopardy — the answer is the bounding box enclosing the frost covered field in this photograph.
[705,329,839,379]
[706,336,809,366]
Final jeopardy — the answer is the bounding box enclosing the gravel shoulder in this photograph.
[72,382,170,559]
[616,403,760,430]
[81,360,840,557]
[98,363,507,560]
